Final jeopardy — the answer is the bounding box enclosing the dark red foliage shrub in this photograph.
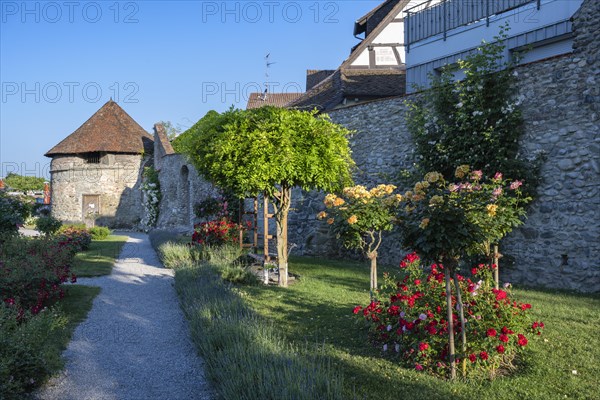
[1,236,77,318]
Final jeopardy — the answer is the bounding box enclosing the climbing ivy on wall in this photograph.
[405,27,543,198]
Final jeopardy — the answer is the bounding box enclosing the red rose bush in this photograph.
[354,252,543,378]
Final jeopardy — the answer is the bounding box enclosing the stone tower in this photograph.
[45,100,153,228]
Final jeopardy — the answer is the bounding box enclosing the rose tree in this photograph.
[354,253,543,378]
[464,170,531,288]
[174,106,354,287]
[319,184,402,294]
[396,168,529,379]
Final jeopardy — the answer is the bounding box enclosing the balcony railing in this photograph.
[405,0,540,51]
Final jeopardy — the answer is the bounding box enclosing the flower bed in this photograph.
[192,218,243,247]
[1,236,77,317]
[354,253,543,378]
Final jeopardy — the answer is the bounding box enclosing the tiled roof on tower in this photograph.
[45,100,153,157]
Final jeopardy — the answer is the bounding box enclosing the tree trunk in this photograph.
[368,251,378,299]
[453,271,467,378]
[493,244,499,290]
[444,263,457,380]
[274,187,291,288]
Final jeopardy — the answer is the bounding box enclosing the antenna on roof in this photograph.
[262,53,277,101]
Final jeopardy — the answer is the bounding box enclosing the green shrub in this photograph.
[88,226,111,240]
[35,216,62,237]
[201,244,245,267]
[0,192,27,238]
[1,236,76,313]
[56,226,92,252]
[0,304,67,399]
[148,230,189,252]
[221,265,258,285]
[158,242,202,268]
[57,223,87,233]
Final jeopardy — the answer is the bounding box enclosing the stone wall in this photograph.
[152,124,217,231]
[288,0,600,292]
[287,98,415,261]
[154,153,217,230]
[151,0,598,291]
[50,153,147,228]
[500,0,599,292]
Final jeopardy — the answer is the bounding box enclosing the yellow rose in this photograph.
[324,194,337,208]
[486,204,498,217]
[419,218,430,229]
[333,197,345,207]
[429,195,444,207]
[425,172,441,183]
[455,165,470,179]
[347,215,358,225]
[327,218,335,225]
[317,211,327,220]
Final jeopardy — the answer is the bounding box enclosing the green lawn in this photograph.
[49,285,101,364]
[72,235,128,277]
[239,256,600,400]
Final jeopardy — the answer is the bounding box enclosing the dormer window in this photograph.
[85,152,101,164]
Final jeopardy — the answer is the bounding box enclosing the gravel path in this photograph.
[37,232,214,400]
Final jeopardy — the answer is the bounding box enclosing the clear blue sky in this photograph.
[0,0,381,179]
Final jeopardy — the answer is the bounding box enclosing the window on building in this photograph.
[85,152,101,164]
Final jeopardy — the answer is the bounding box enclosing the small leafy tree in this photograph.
[174,106,354,287]
[3,173,46,193]
[405,26,542,197]
[158,120,183,141]
[0,192,28,239]
[319,184,402,295]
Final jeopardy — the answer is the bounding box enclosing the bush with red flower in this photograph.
[354,253,543,378]
[393,167,531,379]
[56,225,92,253]
[192,218,243,247]
[1,236,78,318]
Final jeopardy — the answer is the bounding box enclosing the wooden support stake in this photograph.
[263,195,270,263]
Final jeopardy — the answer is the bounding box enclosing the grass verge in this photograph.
[52,285,101,352]
[158,243,345,400]
[155,239,600,399]
[242,256,600,400]
[71,235,128,277]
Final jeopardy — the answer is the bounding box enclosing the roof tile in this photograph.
[45,100,152,157]
[246,92,303,109]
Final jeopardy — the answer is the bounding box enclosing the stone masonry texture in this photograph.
[50,154,147,228]
[157,0,598,292]
[287,0,599,292]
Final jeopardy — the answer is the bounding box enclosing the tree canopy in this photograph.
[174,105,355,287]
[173,106,354,198]
[3,173,46,193]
